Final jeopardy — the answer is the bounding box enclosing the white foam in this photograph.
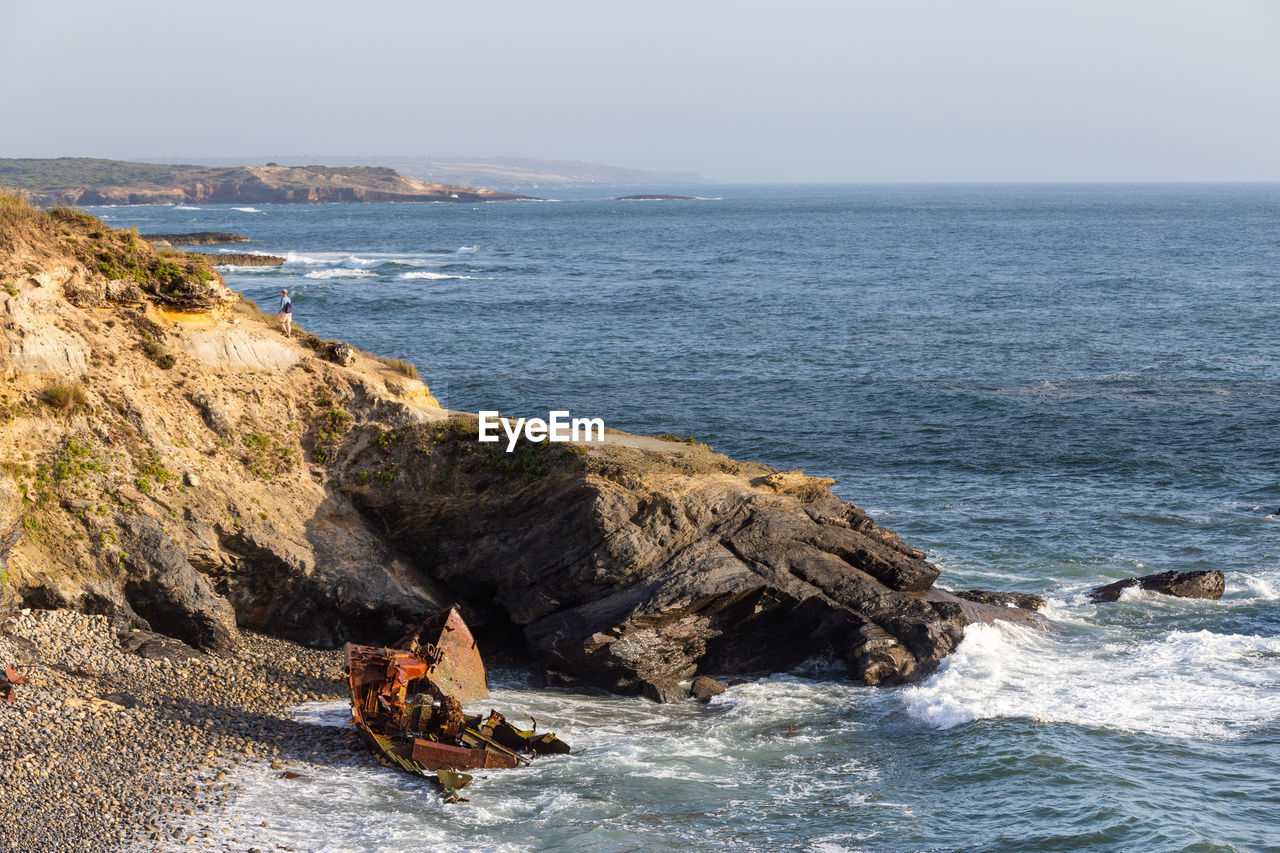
[283,252,384,269]
[174,205,201,211]
[232,206,264,213]
[303,269,379,280]
[456,245,480,253]
[1228,569,1280,602]
[214,264,277,273]
[397,272,474,281]
[290,700,351,727]
[206,675,889,849]
[902,621,1280,740]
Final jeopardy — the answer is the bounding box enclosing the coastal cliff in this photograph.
[0,158,529,206]
[0,195,1037,699]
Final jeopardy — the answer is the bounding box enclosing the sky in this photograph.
[2,0,1278,183]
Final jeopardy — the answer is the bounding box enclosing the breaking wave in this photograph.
[1229,569,1280,602]
[303,269,379,280]
[232,206,264,213]
[397,272,474,281]
[283,252,386,269]
[212,264,276,273]
[901,619,1280,740]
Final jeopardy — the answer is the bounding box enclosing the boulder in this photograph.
[104,279,145,303]
[1087,570,1225,603]
[321,341,357,367]
[642,679,689,704]
[690,676,727,702]
[188,392,234,437]
[63,276,105,308]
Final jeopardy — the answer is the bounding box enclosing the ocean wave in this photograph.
[303,269,379,280]
[232,206,264,213]
[397,272,474,281]
[901,621,1280,740]
[456,245,480,254]
[173,205,201,211]
[1229,569,1280,601]
[214,264,277,273]
[283,252,384,269]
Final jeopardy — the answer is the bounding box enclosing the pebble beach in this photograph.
[0,609,360,852]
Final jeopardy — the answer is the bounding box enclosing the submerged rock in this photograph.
[1087,570,1225,603]
[953,589,1048,610]
[140,232,251,246]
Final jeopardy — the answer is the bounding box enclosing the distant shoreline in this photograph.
[0,157,534,207]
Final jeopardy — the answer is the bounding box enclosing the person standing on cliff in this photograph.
[278,289,293,337]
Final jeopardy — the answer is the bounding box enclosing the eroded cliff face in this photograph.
[0,199,1037,698]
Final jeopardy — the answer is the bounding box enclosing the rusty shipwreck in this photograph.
[345,606,570,800]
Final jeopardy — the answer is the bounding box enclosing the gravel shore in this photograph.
[0,608,361,852]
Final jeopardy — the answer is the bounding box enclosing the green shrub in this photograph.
[241,431,294,479]
[312,407,354,463]
[140,335,176,369]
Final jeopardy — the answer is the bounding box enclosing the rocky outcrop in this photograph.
[116,516,238,653]
[140,233,250,246]
[333,426,1044,695]
[195,253,284,267]
[1087,570,1225,603]
[0,197,1045,702]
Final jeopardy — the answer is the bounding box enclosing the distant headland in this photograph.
[151,154,712,192]
[0,158,531,206]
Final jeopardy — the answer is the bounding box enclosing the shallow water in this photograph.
[97,185,1280,850]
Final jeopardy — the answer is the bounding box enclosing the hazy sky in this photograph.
[2,0,1278,182]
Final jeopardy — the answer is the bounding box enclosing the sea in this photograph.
[93,185,1280,852]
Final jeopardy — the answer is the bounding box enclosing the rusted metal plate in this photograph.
[411,739,519,771]
[396,605,488,704]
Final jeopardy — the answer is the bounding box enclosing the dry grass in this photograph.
[0,191,56,253]
[234,294,270,324]
[42,382,88,413]
[379,356,420,380]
